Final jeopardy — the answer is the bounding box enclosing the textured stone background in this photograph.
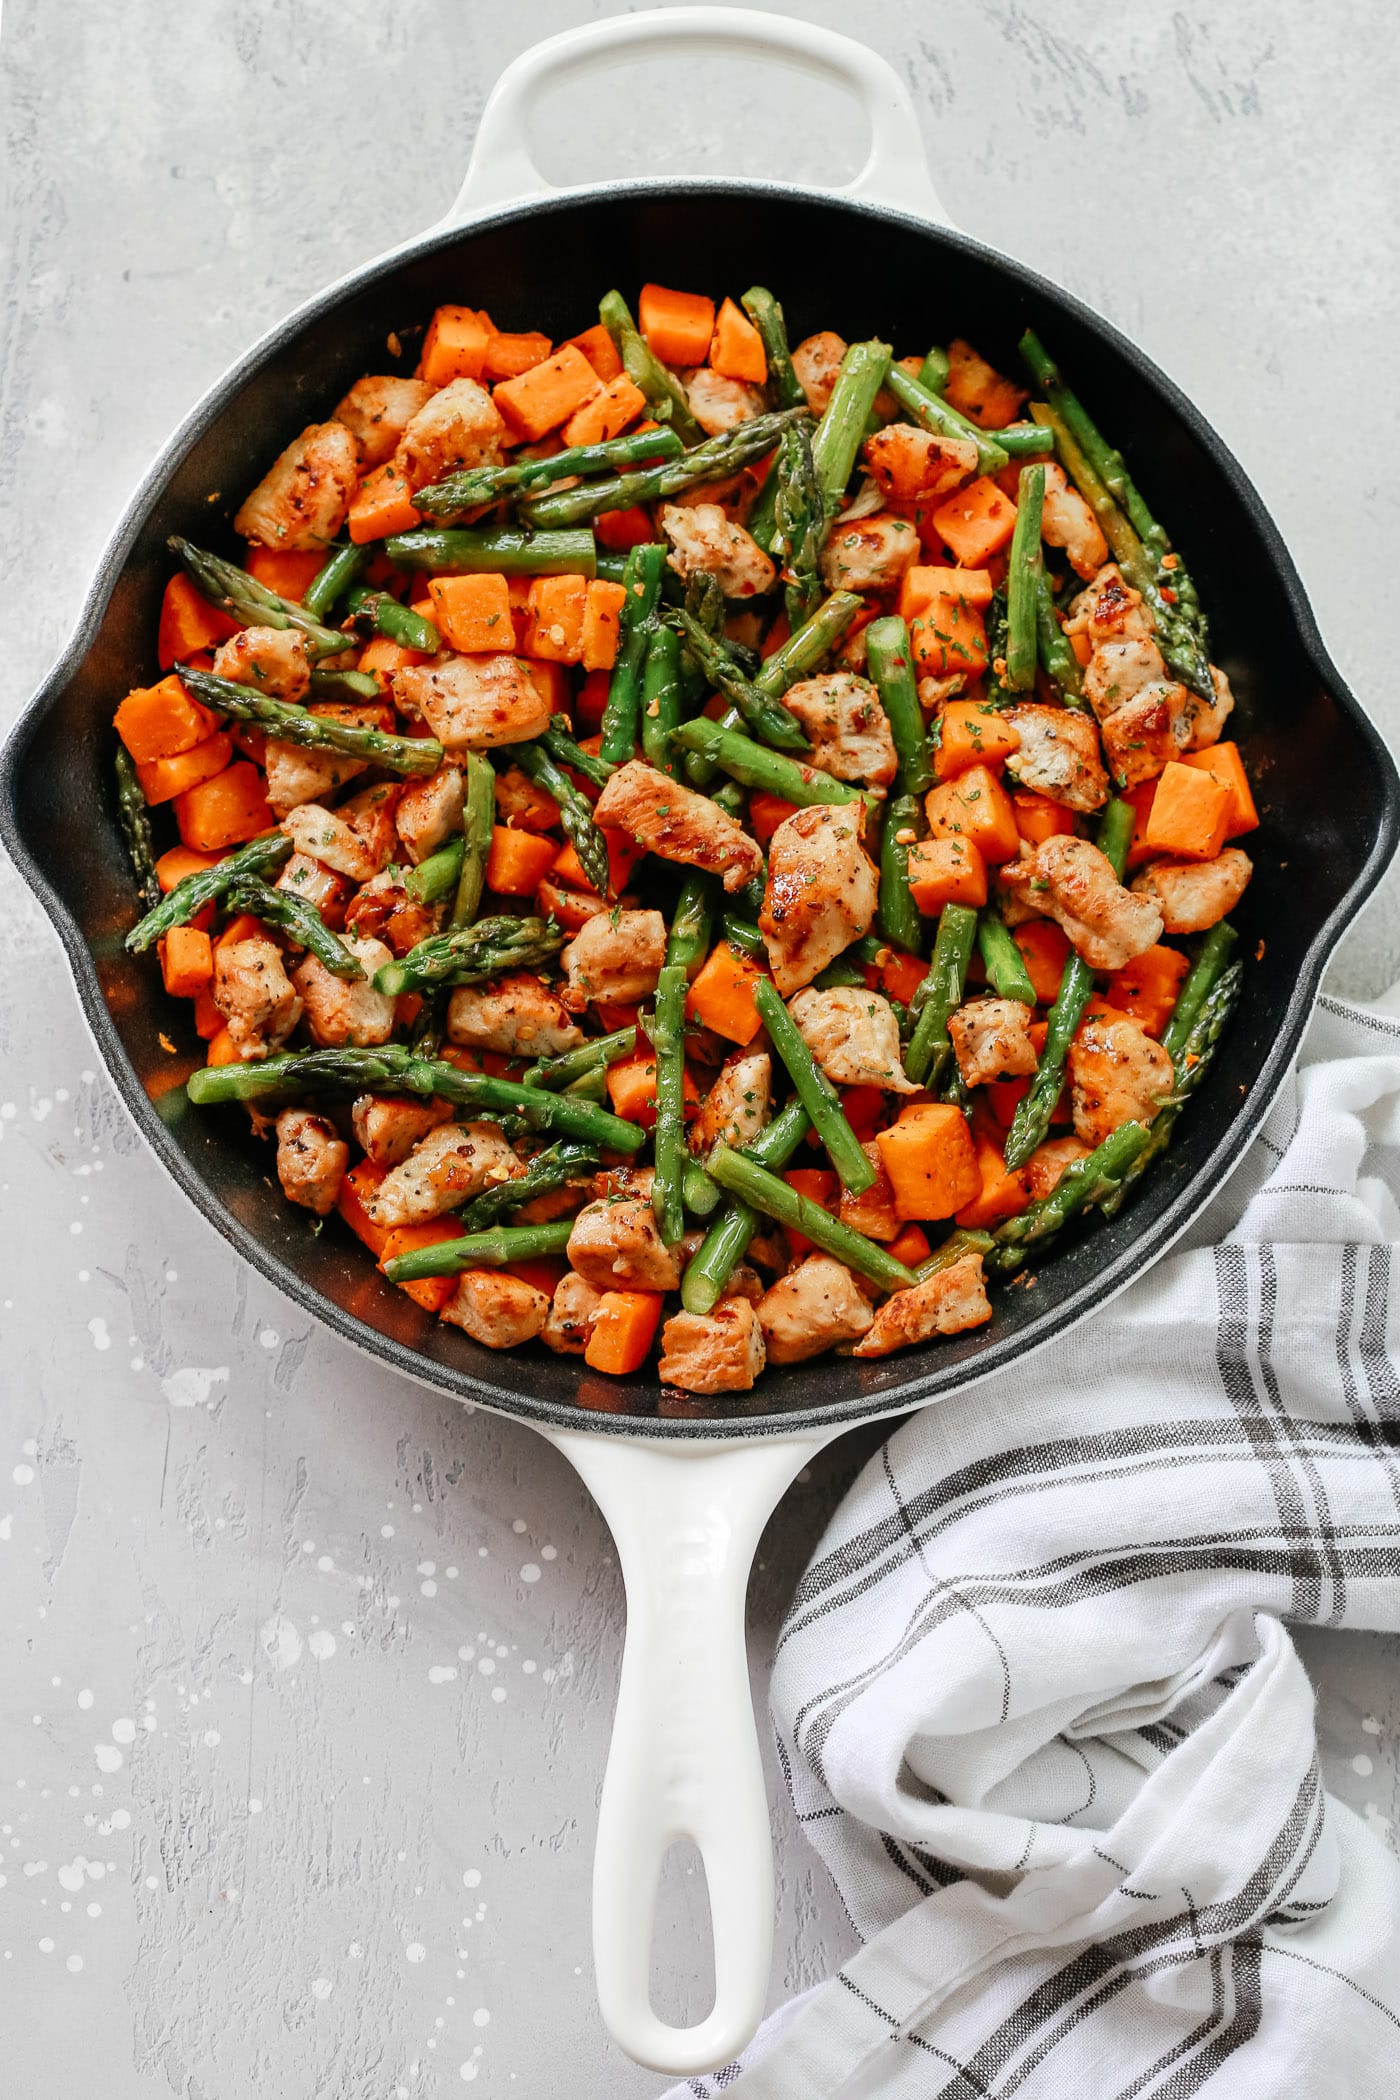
[2,2,1398,2094]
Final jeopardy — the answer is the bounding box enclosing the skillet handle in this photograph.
[543,1422,836,2077]
[446,7,949,226]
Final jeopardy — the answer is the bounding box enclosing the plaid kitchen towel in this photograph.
[673,991,1400,2099]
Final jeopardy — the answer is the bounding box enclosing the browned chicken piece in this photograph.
[234,420,359,549]
[1003,703,1109,812]
[1132,848,1253,934]
[1022,1135,1091,1203]
[691,1051,772,1154]
[393,377,506,492]
[446,974,584,1058]
[560,908,667,1009]
[212,624,311,703]
[678,367,766,435]
[659,502,776,599]
[567,1197,683,1293]
[761,804,878,996]
[439,1271,550,1349]
[1040,461,1109,580]
[212,938,302,1061]
[819,513,919,593]
[782,672,897,787]
[592,1162,654,1200]
[1082,638,1168,722]
[1001,835,1163,971]
[994,877,1052,929]
[333,374,434,468]
[350,1094,453,1167]
[787,986,918,1092]
[494,764,558,830]
[274,1108,348,1216]
[293,935,397,1048]
[852,1252,992,1357]
[665,471,757,525]
[393,653,551,752]
[343,868,439,957]
[542,1271,604,1355]
[282,795,391,884]
[263,741,365,818]
[862,424,978,504]
[1068,1014,1174,1147]
[947,997,1039,1087]
[757,1255,875,1365]
[1066,563,1154,648]
[396,765,466,865]
[365,1121,522,1229]
[1185,665,1235,752]
[1100,682,1194,791]
[658,1298,766,1394]
[917,672,968,712]
[594,761,763,894]
[275,852,345,919]
[720,1262,767,1305]
[791,330,848,415]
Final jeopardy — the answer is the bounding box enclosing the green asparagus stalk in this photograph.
[987,1120,1151,1272]
[224,874,364,979]
[186,1042,645,1150]
[757,590,864,697]
[384,526,598,578]
[1102,950,1243,1218]
[883,366,1010,476]
[458,1139,599,1233]
[345,586,439,654]
[878,793,925,955]
[741,287,806,410]
[167,537,354,657]
[373,913,563,997]
[682,1158,723,1218]
[600,541,666,766]
[810,341,892,517]
[706,1142,917,1291]
[671,718,864,809]
[1035,571,1083,704]
[650,964,690,1246]
[640,621,684,778]
[598,290,705,444]
[752,978,875,1193]
[125,832,293,954]
[383,1217,575,1283]
[904,903,978,1085]
[522,1026,637,1091]
[405,835,465,905]
[720,915,768,963]
[866,615,934,795]
[1163,922,1240,1063]
[180,666,443,776]
[302,542,370,621]
[977,910,1037,1004]
[113,746,160,909]
[916,346,950,394]
[306,666,383,702]
[667,610,808,753]
[679,1099,811,1314]
[414,426,685,521]
[536,716,613,793]
[452,752,496,927]
[772,420,824,629]
[912,1226,995,1283]
[502,739,611,897]
[1004,464,1046,691]
[521,409,810,530]
[667,875,714,977]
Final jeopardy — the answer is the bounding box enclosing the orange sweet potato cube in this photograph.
[348,462,421,543]
[876,1104,981,1222]
[924,765,1020,863]
[428,572,514,654]
[927,476,1019,567]
[1143,761,1232,862]
[1180,742,1259,839]
[523,573,589,663]
[579,580,628,671]
[934,701,1020,780]
[911,594,989,678]
[420,304,490,387]
[685,942,767,1045]
[905,836,988,914]
[562,374,648,448]
[493,346,602,443]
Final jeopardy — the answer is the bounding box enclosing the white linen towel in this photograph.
[669,991,1400,2100]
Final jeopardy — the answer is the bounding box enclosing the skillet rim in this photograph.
[3,177,1397,1440]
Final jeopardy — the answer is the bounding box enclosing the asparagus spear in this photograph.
[1035,571,1083,704]
[916,346,950,393]
[224,874,364,979]
[667,610,808,753]
[344,586,439,654]
[651,878,713,1244]
[680,1098,811,1314]
[904,904,979,1085]
[452,752,496,927]
[405,835,465,905]
[458,1139,599,1233]
[707,1142,917,1291]
[384,526,598,578]
[113,746,160,909]
[598,290,705,444]
[810,341,892,518]
[1004,464,1046,692]
[302,541,370,621]
[987,1120,1151,1272]
[671,717,864,809]
[125,832,292,954]
[756,590,864,696]
[522,1026,637,1090]
[884,366,1010,477]
[600,542,666,766]
[414,425,685,521]
[977,910,1037,1004]
[912,1225,995,1283]
[521,409,811,530]
[167,537,353,656]
[307,666,383,702]
[501,739,611,897]
[186,1043,646,1150]
[640,622,684,779]
[878,793,925,955]
[741,287,806,410]
[180,666,443,776]
[752,978,875,1193]
[383,1218,576,1283]
[866,616,934,796]
[1003,796,1135,1169]
[372,914,563,998]
[771,420,824,629]
[719,914,767,963]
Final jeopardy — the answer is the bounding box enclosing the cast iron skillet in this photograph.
[3,11,1395,2075]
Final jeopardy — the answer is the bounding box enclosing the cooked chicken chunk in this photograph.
[1068,1014,1174,1147]
[1004,703,1108,812]
[1099,681,1193,790]
[1001,835,1163,971]
[212,937,302,1060]
[333,374,434,468]
[446,974,584,1057]
[1023,1135,1090,1203]
[1067,563,1155,648]
[852,1251,992,1356]
[665,471,757,525]
[393,653,550,752]
[542,1271,604,1355]
[393,377,506,492]
[658,1298,765,1394]
[233,420,358,549]
[282,780,399,882]
[791,331,848,415]
[1040,461,1109,580]
[365,1121,522,1228]
[567,1198,683,1293]
[593,761,762,894]
[659,502,775,599]
[396,764,466,865]
[787,986,918,1092]
[350,1093,453,1167]
[212,625,310,703]
[757,1255,875,1365]
[1082,638,1168,722]
[263,740,365,818]
[560,909,668,1009]
[439,1270,550,1349]
[274,1108,348,1216]
[783,673,897,787]
[293,935,397,1047]
[678,367,766,435]
[761,804,878,997]
[342,868,438,957]
[691,1052,772,1153]
[818,513,919,593]
[862,424,978,504]
[274,852,346,920]
[947,996,1039,1087]
[1132,848,1252,934]
[494,764,558,831]
[1185,665,1235,752]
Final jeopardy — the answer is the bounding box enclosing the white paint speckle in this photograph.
[38,1937,54,1954]
[428,1666,457,1685]
[259,1328,280,1349]
[12,1465,34,1487]
[491,1687,506,1704]
[473,2008,490,2028]
[463,1868,481,1889]
[420,1580,438,1598]
[248,1798,262,1815]
[460,2066,478,2084]
[311,1976,332,2001]
[405,1942,426,1964]
[76,1689,93,1711]
[111,1718,136,1745]
[317,1554,334,1572]
[1353,1753,1374,1776]
[520,1564,541,1584]
[260,1616,303,1670]
[202,1729,221,1748]
[160,1365,228,1409]
[1362,1715,1381,1735]
[381,1524,394,1538]
[307,1630,336,1661]
[87,1317,110,1351]
[94,1747,122,1775]
[66,1954,83,1973]
[541,1545,557,1562]
[418,1560,436,1576]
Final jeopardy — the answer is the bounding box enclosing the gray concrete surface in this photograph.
[2,3,1398,2094]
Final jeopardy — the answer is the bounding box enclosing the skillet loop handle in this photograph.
[447,6,948,226]
[545,1425,833,2078]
